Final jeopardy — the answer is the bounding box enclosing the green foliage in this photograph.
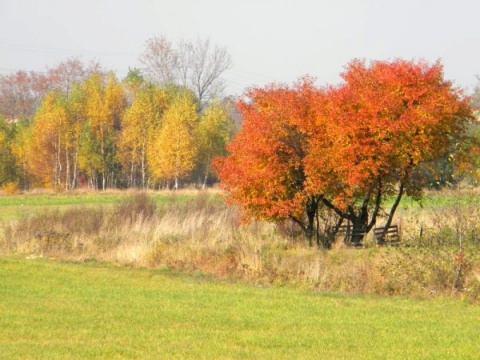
[78,120,102,186]
[0,118,17,185]
[195,99,234,186]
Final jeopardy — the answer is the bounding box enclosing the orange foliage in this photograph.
[214,78,321,222]
[215,60,474,243]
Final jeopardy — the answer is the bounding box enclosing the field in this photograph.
[0,190,198,221]
[1,189,480,358]
[1,189,480,299]
[1,256,480,359]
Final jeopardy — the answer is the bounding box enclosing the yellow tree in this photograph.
[27,92,70,188]
[148,91,198,189]
[83,73,125,189]
[118,84,167,188]
[65,83,87,189]
[196,99,233,188]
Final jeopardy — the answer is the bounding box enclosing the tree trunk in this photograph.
[141,137,146,189]
[384,182,404,231]
[350,217,366,246]
[72,147,78,189]
[304,196,321,247]
[202,154,211,190]
[65,146,70,190]
[305,209,315,247]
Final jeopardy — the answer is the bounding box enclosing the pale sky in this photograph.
[1,0,480,96]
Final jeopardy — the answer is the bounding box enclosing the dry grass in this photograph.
[1,191,480,301]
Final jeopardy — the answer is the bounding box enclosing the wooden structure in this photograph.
[333,223,367,247]
[373,225,400,245]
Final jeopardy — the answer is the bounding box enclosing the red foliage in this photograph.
[214,78,322,222]
[214,59,474,244]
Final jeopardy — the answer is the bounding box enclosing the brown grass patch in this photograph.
[1,191,479,301]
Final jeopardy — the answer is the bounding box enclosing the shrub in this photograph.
[2,181,19,194]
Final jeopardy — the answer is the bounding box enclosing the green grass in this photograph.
[0,192,203,221]
[402,192,480,209]
[0,189,477,221]
[1,257,479,359]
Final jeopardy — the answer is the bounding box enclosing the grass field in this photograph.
[0,190,202,221]
[1,256,480,359]
[0,187,478,221]
[1,189,480,300]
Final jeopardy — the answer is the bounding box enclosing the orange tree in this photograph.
[214,78,324,245]
[215,60,474,247]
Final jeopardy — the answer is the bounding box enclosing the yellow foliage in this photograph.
[2,181,19,194]
[27,92,70,188]
[118,85,167,183]
[148,92,199,186]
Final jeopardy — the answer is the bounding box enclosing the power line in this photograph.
[0,42,137,57]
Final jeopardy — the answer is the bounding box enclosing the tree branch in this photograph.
[288,215,306,232]
[384,181,404,230]
[321,196,348,219]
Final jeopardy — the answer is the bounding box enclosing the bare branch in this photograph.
[139,36,232,108]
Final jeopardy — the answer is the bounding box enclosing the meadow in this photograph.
[1,188,480,358]
[1,256,480,359]
[1,188,479,301]
[0,190,198,221]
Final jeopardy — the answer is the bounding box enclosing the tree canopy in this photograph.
[215,59,475,247]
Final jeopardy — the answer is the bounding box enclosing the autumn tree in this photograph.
[83,73,125,189]
[214,79,324,245]
[27,92,71,188]
[0,59,99,121]
[118,84,168,188]
[46,58,102,96]
[215,60,474,247]
[307,60,473,244]
[63,83,89,189]
[148,91,199,189]
[10,120,31,189]
[0,71,47,120]
[140,36,232,108]
[195,99,234,188]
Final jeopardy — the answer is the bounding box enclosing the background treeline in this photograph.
[1,35,480,191]
[0,51,238,191]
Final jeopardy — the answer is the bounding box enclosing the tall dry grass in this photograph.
[1,191,480,301]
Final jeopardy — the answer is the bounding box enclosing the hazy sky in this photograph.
[1,0,480,96]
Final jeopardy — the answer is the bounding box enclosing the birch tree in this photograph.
[118,84,168,188]
[148,91,198,189]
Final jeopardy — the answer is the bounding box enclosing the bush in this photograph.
[2,181,19,194]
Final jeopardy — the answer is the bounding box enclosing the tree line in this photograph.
[0,37,236,191]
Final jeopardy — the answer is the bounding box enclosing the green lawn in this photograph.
[1,257,479,359]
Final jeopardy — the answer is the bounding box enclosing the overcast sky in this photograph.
[1,0,479,96]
